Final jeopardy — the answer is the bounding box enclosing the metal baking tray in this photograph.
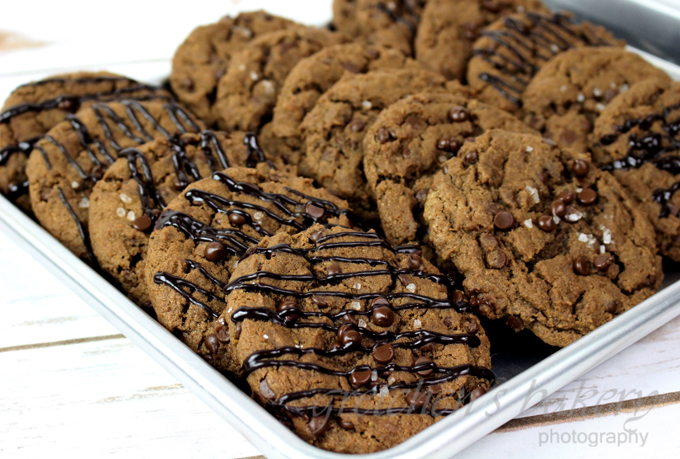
[3,2,680,458]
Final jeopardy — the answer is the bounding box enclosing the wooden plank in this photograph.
[0,338,261,458]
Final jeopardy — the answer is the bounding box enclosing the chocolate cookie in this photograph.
[213,26,349,132]
[522,48,670,153]
[0,72,167,211]
[363,91,536,246]
[467,12,623,114]
[223,224,492,453]
[268,43,422,165]
[332,0,425,55]
[25,100,202,261]
[89,131,275,305]
[414,0,548,80]
[170,11,296,125]
[591,79,680,261]
[424,130,662,347]
[300,68,449,216]
[145,166,354,373]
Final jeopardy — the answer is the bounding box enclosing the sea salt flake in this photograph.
[550,44,559,53]
[263,334,269,340]
[560,85,567,93]
[233,26,253,38]
[371,370,378,381]
[620,83,629,92]
[358,318,367,328]
[525,185,540,203]
[250,71,259,81]
[406,283,416,293]
[353,282,362,290]
[116,207,126,218]
[565,209,583,222]
[238,64,246,71]
[253,211,264,221]
[414,318,422,329]
[524,219,533,228]
[71,181,80,189]
[79,197,90,208]
[595,103,606,112]
[361,100,372,110]
[379,385,390,397]
[127,211,136,221]
[577,93,585,103]
[261,79,275,95]
[387,376,396,385]
[439,155,447,163]
[526,145,534,152]
[350,300,361,310]
[600,245,606,254]
[120,193,132,204]
[593,87,602,97]
[578,233,588,242]
[602,228,612,244]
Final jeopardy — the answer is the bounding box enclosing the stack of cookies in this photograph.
[1,1,677,453]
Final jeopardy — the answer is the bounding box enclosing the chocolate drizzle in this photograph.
[598,101,680,217]
[374,0,422,35]
[474,12,615,106]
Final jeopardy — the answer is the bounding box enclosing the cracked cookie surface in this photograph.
[424,130,662,347]
[222,223,492,453]
[363,91,536,246]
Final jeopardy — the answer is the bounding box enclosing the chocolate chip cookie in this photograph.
[414,0,548,80]
[223,223,492,452]
[424,130,662,347]
[591,79,680,261]
[332,0,425,55]
[268,43,422,165]
[0,72,168,211]
[170,11,296,125]
[467,12,623,114]
[300,68,449,217]
[363,91,537,246]
[25,100,202,261]
[145,166,354,373]
[522,47,670,153]
[89,130,276,305]
[213,26,349,132]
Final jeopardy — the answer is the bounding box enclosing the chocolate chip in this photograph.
[57,97,78,111]
[594,254,615,272]
[337,323,354,339]
[573,159,590,177]
[312,295,329,308]
[486,250,506,269]
[451,291,465,304]
[443,317,452,327]
[343,61,361,74]
[205,334,219,354]
[172,177,185,190]
[181,78,194,91]
[205,241,226,262]
[561,129,578,145]
[349,119,366,132]
[538,215,556,232]
[550,199,566,218]
[341,329,362,347]
[556,190,575,205]
[132,215,152,232]
[406,390,429,408]
[350,368,372,387]
[372,305,395,327]
[577,188,597,205]
[407,252,423,270]
[573,256,590,276]
[343,313,359,325]
[91,164,105,180]
[372,343,395,364]
[305,202,325,219]
[216,327,230,343]
[494,211,514,230]
[398,274,409,286]
[327,263,342,276]
[278,299,300,322]
[234,322,242,340]
[437,136,462,153]
[309,229,325,242]
[308,415,329,437]
[260,379,276,400]
[604,88,619,102]
[229,212,247,226]
[506,315,524,331]
[338,417,355,430]
[376,127,392,144]
[330,339,342,351]
[215,67,226,80]
[464,150,478,165]
[449,105,469,122]
[420,343,434,352]
[404,115,425,130]
[468,320,479,334]
[481,0,500,13]
[415,356,434,376]
[605,300,619,314]
[469,386,487,402]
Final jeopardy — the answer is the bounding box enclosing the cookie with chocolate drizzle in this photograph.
[591,79,680,261]
[145,167,354,374]
[363,91,537,247]
[25,100,203,261]
[414,0,548,80]
[222,224,492,453]
[0,72,169,212]
[424,130,662,347]
[89,131,281,305]
[467,11,623,113]
[522,47,670,153]
[170,10,296,125]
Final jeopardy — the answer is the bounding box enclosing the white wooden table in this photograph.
[2,1,680,457]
